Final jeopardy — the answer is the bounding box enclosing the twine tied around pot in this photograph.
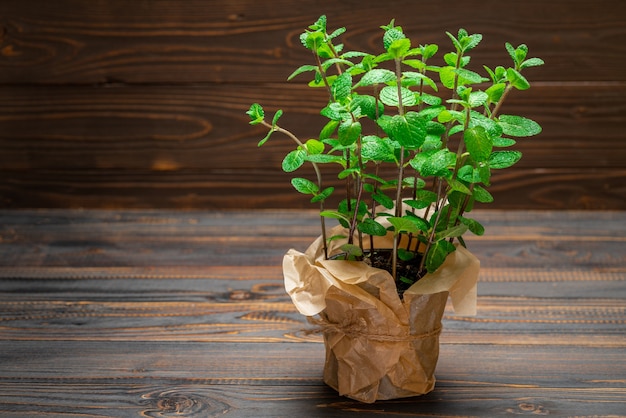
[306,316,442,343]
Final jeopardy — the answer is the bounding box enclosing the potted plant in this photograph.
[247,15,543,403]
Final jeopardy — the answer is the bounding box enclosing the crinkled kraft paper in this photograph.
[283,225,480,403]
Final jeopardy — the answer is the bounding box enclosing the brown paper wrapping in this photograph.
[283,225,480,403]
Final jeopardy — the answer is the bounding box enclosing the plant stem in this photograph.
[348,125,366,246]
[313,52,333,98]
[490,84,513,119]
[348,174,364,244]
[392,57,406,280]
[419,179,445,273]
[265,122,329,258]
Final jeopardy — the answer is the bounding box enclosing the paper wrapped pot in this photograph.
[283,225,480,403]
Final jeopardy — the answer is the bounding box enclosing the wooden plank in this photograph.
[0,296,624,346]
[1,210,625,269]
[0,380,625,417]
[0,82,624,209]
[1,168,625,210]
[0,342,625,416]
[0,0,624,211]
[0,84,623,171]
[0,0,623,83]
[0,209,624,415]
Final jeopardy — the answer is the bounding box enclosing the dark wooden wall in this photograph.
[0,0,624,210]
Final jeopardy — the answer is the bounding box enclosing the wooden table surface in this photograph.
[0,209,624,417]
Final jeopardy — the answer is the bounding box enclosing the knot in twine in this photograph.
[306,316,442,343]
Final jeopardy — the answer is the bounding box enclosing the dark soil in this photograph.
[333,249,426,297]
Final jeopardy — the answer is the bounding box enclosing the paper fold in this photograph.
[283,224,480,317]
[282,223,480,403]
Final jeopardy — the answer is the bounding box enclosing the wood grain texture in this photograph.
[0,0,624,83]
[0,0,624,209]
[0,82,624,209]
[0,209,624,416]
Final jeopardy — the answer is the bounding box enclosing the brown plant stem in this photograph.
[392,57,406,280]
[264,122,329,258]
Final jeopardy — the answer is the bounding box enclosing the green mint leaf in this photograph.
[343,51,370,59]
[311,186,334,203]
[485,83,506,103]
[468,110,503,138]
[351,94,384,120]
[506,68,530,90]
[447,177,472,195]
[402,59,426,71]
[488,150,522,169]
[397,249,416,261]
[445,31,463,53]
[373,191,395,209]
[339,243,363,260]
[361,135,398,163]
[388,216,421,235]
[404,190,438,210]
[422,44,438,60]
[319,119,339,140]
[302,31,325,52]
[425,239,456,273]
[287,65,318,81]
[387,38,411,59]
[520,57,545,69]
[379,112,427,149]
[338,168,359,179]
[460,216,485,235]
[404,213,430,231]
[321,58,354,72]
[331,72,353,101]
[472,185,494,203]
[505,42,517,63]
[493,137,517,147]
[416,149,456,177]
[436,223,469,240]
[515,44,528,64]
[455,68,487,85]
[439,66,456,89]
[498,115,542,137]
[328,26,346,39]
[305,154,344,164]
[468,91,489,108]
[291,177,318,195]
[320,210,351,226]
[443,52,457,67]
[257,129,273,147]
[357,218,388,236]
[483,65,497,83]
[327,234,347,242]
[458,165,477,183]
[404,199,430,210]
[478,165,491,185]
[338,120,362,146]
[320,103,344,121]
[379,85,417,107]
[402,71,438,91]
[358,68,396,86]
[309,15,327,31]
[464,125,493,162]
[460,33,482,52]
[271,109,283,126]
[282,149,306,172]
[383,27,405,50]
[437,109,454,123]
[246,103,265,124]
[305,139,324,155]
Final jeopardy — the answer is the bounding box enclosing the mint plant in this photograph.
[247,15,543,292]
